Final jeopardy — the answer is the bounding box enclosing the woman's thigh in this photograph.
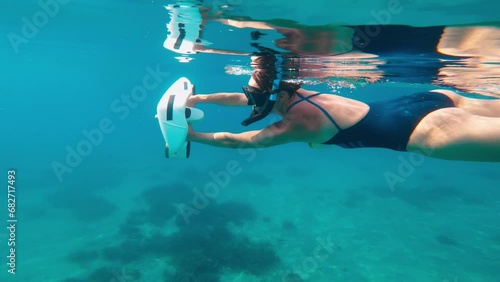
[407,107,500,162]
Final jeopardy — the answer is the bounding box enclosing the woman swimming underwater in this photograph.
[186,49,500,162]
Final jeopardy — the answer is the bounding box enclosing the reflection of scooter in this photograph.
[164,1,251,59]
[155,77,204,158]
[164,1,204,62]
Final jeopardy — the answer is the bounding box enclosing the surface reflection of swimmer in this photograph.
[217,18,448,84]
[186,46,500,162]
[218,18,446,55]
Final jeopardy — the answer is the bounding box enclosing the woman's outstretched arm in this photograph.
[188,93,248,107]
[187,118,307,149]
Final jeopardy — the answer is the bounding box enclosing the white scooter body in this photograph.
[156,77,204,158]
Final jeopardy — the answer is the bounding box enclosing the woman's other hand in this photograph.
[187,124,196,141]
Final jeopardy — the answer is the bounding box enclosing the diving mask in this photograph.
[241,85,278,126]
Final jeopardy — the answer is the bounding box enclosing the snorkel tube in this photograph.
[241,44,284,126]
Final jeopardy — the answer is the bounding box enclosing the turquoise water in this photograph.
[1,0,500,281]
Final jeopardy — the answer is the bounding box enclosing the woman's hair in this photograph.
[250,51,302,96]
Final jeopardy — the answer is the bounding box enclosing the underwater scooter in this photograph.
[155,77,204,158]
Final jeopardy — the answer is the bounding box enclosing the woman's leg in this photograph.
[431,89,500,118]
[407,107,500,162]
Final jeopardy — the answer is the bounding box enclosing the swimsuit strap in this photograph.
[286,93,342,131]
[286,93,322,111]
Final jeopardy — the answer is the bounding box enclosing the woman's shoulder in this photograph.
[296,88,350,102]
[296,88,321,96]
